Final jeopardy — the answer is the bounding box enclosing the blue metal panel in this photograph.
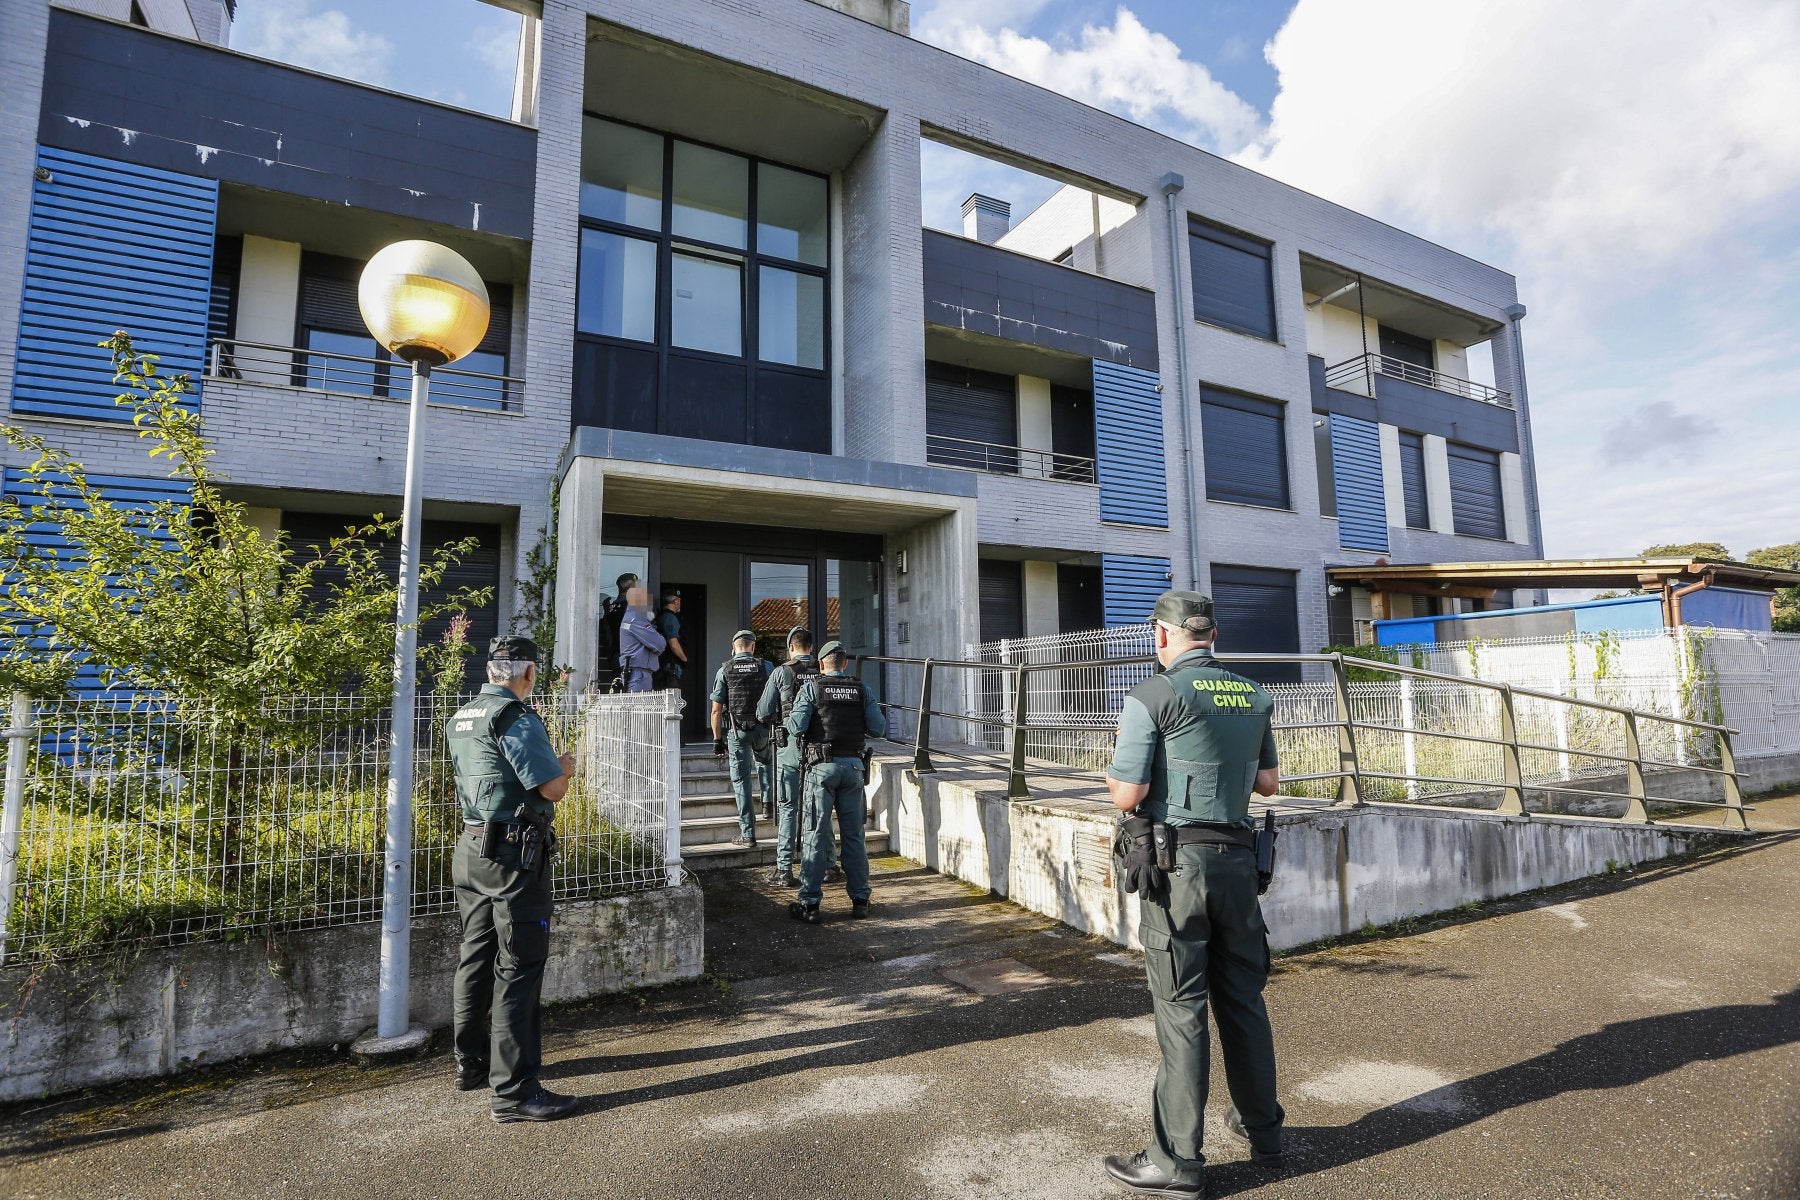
[1681,587,1774,633]
[1572,597,1663,635]
[1328,413,1388,552]
[1094,361,1168,527]
[4,468,188,697]
[1101,553,1171,627]
[13,146,217,421]
[1373,616,1441,647]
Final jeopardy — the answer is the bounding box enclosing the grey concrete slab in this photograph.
[3,799,1798,1199]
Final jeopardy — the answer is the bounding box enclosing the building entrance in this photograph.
[599,518,883,742]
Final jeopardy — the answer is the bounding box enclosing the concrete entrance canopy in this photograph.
[554,429,979,691]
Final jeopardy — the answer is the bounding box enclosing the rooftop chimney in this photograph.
[962,194,1011,245]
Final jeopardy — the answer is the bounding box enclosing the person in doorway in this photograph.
[711,629,773,848]
[655,590,687,688]
[617,586,666,694]
[446,636,579,1124]
[787,640,884,923]
[1101,591,1285,1197]
[598,572,639,689]
[756,627,827,888]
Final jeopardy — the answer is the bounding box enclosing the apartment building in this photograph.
[0,0,1542,727]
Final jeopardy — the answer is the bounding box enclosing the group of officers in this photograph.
[444,587,1285,1199]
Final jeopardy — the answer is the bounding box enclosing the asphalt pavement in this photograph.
[3,797,1797,1200]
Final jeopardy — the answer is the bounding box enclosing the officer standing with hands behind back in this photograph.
[446,636,579,1124]
[1102,592,1285,1197]
[787,640,885,924]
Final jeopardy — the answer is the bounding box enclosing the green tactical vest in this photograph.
[1131,652,1275,828]
[444,690,548,822]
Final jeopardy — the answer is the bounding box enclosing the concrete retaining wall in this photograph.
[0,883,704,1102]
[869,756,1725,953]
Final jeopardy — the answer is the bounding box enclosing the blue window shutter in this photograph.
[13,147,218,421]
[1329,413,1388,553]
[1201,387,1290,509]
[1101,553,1171,627]
[4,468,188,698]
[1398,431,1429,529]
[1094,361,1167,527]
[1188,220,1276,341]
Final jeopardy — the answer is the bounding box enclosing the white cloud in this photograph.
[466,10,524,90]
[919,5,1263,153]
[231,0,394,87]
[1238,0,1800,558]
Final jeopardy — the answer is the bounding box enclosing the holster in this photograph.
[1152,822,1176,872]
[480,820,504,861]
[1253,809,1278,895]
[773,725,789,750]
[859,746,873,775]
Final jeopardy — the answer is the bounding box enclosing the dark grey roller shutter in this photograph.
[1379,325,1434,370]
[979,559,1024,644]
[1189,220,1276,340]
[1398,431,1429,529]
[1202,388,1289,509]
[1210,564,1301,684]
[928,364,1017,472]
[1448,443,1505,539]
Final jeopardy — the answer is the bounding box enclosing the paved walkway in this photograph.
[3,798,1797,1200]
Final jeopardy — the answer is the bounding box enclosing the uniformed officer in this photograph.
[786,640,885,923]
[755,627,826,888]
[711,630,773,848]
[1102,591,1285,1196]
[446,635,579,1124]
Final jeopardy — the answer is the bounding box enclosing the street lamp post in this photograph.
[356,241,490,1047]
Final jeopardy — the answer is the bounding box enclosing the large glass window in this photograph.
[575,118,830,450]
[577,229,658,342]
[759,268,825,369]
[301,328,384,395]
[672,142,748,249]
[581,119,664,230]
[757,163,828,266]
[671,252,743,356]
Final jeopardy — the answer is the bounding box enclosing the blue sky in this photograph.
[234,0,1800,564]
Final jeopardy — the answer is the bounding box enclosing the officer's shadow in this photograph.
[1207,984,1800,1196]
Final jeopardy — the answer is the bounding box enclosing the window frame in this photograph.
[574,115,832,435]
[1187,217,1278,342]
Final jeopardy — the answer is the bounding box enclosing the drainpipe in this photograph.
[1503,304,1545,562]
[1668,568,1715,628]
[1159,172,1201,590]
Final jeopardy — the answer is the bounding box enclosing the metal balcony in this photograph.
[1325,352,1513,409]
[924,433,1097,484]
[206,339,525,414]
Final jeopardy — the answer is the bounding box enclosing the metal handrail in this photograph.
[853,649,1747,829]
[924,433,1098,484]
[1324,351,1514,409]
[206,338,525,414]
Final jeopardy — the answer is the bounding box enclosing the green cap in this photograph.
[732,628,757,643]
[818,640,847,661]
[488,634,541,662]
[1150,590,1216,633]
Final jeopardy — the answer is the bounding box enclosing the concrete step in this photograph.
[681,828,890,870]
[680,793,754,822]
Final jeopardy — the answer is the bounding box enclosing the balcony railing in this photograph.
[925,433,1098,484]
[1325,352,1513,409]
[206,339,524,414]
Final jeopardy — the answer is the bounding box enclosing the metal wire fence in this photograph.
[0,689,682,966]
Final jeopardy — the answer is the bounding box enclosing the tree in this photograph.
[1745,542,1800,633]
[0,332,489,730]
[1641,541,1732,560]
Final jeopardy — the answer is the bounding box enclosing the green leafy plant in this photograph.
[1320,643,1403,683]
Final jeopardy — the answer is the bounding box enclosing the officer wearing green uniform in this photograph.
[1103,592,1285,1197]
[711,630,773,848]
[787,640,885,923]
[755,627,824,888]
[446,636,579,1124]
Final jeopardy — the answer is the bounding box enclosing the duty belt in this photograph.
[1171,824,1255,850]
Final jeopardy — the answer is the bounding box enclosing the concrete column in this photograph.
[1022,560,1059,637]
[235,236,302,348]
[521,0,585,436]
[1492,305,1546,558]
[0,1,50,410]
[1423,434,1455,534]
[1500,452,1530,545]
[886,499,979,715]
[1378,422,1405,530]
[553,456,605,692]
[1016,374,1052,477]
[842,113,925,464]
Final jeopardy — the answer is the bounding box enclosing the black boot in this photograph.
[788,900,821,924]
[1101,1151,1205,1198]
[851,899,870,919]
[453,1058,488,1092]
[491,1087,578,1123]
[767,867,797,888]
[1224,1107,1286,1167]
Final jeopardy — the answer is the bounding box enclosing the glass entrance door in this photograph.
[748,558,813,665]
